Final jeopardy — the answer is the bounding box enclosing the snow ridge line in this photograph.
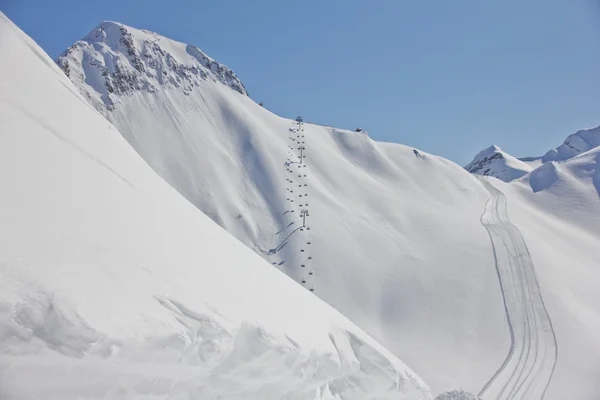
[476,177,558,400]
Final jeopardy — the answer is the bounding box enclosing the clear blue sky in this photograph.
[3,0,600,165]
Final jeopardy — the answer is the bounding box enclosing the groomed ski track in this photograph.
[477,177,558,400]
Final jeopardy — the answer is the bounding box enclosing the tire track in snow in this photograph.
[477,177,558,400]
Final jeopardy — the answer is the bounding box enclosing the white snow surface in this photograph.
[0,13,432,400]
[57,20,600,400]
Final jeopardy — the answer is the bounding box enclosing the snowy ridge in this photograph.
[0,12,431,400]
[56,21,247,112]
[541,126,600,162]
[467,125,600,185]
[465,145,535,182]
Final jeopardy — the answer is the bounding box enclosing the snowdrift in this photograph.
[0,13,431,400]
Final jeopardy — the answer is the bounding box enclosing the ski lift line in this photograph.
[283,120,315,292]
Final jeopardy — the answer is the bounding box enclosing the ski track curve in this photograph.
[477,177,558,400]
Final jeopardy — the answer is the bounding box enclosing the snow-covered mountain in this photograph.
[0,13,432,400]
[464,145,537,182]
[55,20,600,400]
[466,126,600,188]
[57,21,247,112]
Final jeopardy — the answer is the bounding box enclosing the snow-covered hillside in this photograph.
[57,20,600,399]
[0,13,433,400]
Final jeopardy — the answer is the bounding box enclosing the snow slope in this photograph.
[466,131,600,400]
[477,178,558,400]
[57,20,600,400]
[57,20,512,396]
[481,171,600,400]
[0,13,432,400]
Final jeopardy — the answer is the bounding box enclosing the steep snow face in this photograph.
[59,21,600,400]
[465,145,536,182]
[0,13,431,400]
[542,126,600,162]
[56,21,246,112]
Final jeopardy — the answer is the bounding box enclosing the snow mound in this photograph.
[0,12,430,400]
[56,20,247,112]
[542,125,600,162]
[465,145,534,182]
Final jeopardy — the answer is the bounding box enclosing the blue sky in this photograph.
[3,0,600,165]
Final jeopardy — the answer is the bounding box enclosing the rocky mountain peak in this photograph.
[57,21,247,111]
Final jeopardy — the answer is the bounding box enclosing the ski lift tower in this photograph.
[297,145,306,164]
[296,116,303,124]
[300,208,309,227]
